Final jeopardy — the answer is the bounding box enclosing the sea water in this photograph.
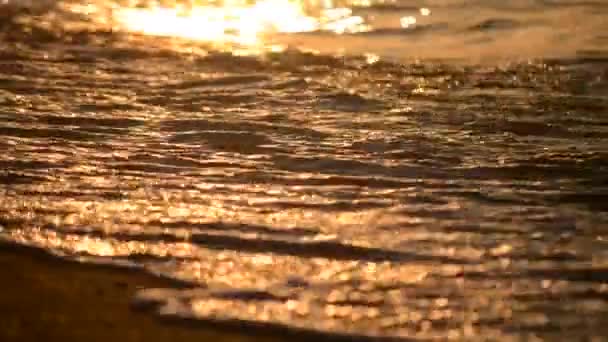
[1,0,607,340]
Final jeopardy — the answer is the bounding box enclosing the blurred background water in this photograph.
[1,0,607,340]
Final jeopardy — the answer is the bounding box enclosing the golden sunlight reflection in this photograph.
[399,16,416,28]
[113,0,370,46]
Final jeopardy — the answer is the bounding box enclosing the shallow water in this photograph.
[1,0,608,340]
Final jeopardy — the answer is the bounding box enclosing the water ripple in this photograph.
[1,1,608,340]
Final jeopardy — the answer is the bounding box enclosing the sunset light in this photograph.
[113,0,369,45]
[4,1,607,342]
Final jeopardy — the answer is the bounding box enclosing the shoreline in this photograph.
[0,242,282,342]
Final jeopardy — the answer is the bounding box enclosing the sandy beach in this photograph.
[0,243,282,342]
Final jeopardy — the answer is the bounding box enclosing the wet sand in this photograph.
[0,242,282,342]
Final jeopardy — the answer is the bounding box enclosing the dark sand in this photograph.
[0,242,283,342]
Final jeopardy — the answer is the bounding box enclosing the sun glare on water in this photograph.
[112,0,369,46]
